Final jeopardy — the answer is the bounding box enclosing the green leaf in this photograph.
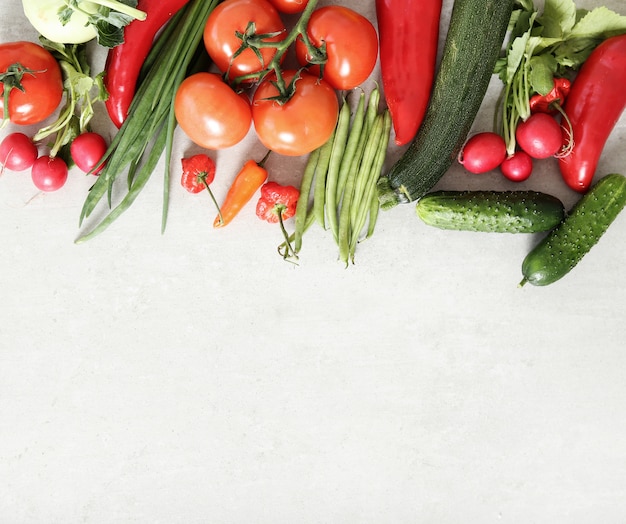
[57,6,74,26]
[540,0,577,37]
[95,20,125,48]
[569,6,626,39]
[529,54,558,95]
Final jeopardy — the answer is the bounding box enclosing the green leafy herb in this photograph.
[495,0,626,154]
[33,38,108,164]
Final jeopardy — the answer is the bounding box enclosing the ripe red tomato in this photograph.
[174,72,252,150]
[267,0,308,14]
[203,0,286,82]
[0,41,63,126]
[295,6,378,91]
[252,69,339,156]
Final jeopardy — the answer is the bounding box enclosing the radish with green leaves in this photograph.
[500,150,533,182]
[495,0,626,156]
[31,155,68,191]
[0,132,38,172]
[515,113,563,159]
[70,132,107,174]
[458,132,507,174]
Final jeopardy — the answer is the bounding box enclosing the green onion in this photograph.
[75,0,220,243]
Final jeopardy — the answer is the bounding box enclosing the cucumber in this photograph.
[377,0,515,210]
[416,190,565,233]
[520,173,626,287]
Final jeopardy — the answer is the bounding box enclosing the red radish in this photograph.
[500,150,533,182]
[458,132,507,174]
[0,132,38,172]
[515,113,562,159]
[70,132,108,174]
[31,155,68,191]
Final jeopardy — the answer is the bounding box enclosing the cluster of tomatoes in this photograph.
[0,41,108,191]
[174,0,379,157]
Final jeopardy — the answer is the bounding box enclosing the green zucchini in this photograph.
[416,191,565,233]
[377,0,515,210]
[520,173,626,287]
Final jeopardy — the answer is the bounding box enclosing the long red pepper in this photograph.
[558,34,626,193]
[104,0,191,128]
[375,0,442,146]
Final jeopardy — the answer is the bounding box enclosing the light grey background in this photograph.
[2,0,626,522]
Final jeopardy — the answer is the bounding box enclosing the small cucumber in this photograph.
[416,190,565,233]
[520,173,626,287]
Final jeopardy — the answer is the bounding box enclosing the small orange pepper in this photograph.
[213,152,270,228]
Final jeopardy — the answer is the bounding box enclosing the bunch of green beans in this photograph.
[75,0,220,243]
[291,87,391,265]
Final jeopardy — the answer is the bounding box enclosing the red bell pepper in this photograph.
[104,0,191,128]
[375,0,442,146]
[558,34,626,193]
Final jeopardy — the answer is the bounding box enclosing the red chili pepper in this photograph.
[558,34,626,193]
[104,0,191,128]
[181,153,222,220]
[375,0,442,146]
[529,77,571,114]
[256,181,300,261]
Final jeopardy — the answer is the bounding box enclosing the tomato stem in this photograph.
[0,63,44,128]
[230,0,321,100]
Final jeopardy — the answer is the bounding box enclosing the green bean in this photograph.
[335,90,365,203]
[294,147,321,254]
[364,86,381,132]
[349,114,384,227]
[337,160,356,266]
[312,128,335,228]
[366,190,379,239]
[340,87,379,211]
[324,100,351,242]
[349,111,391,257]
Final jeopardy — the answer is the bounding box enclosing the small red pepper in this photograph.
[181,153,222,220]
[529,77,571,114]
[376,0,443,146]
[558,34,626,193]
[104,0,191,128]
[256,181,300,261]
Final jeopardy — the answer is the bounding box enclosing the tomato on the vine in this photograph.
[295,6,378,91]
[174,72,252,150]
[267,0,308,14]
[252,69,339,156]
[0,41,64,126]
[203,0,286,82]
